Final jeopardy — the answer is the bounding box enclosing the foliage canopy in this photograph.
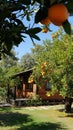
[0,0,73,58]
[32,32,73,98]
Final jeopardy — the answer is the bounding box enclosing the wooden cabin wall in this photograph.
[38,82,63,101]
[38,88,63,101]
[10,69,63,101]
[14,83,37,99]
[10,83,63,101]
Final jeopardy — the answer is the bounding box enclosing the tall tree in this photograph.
[20,53,35,70]
[0,49,21,101]
[0,50,18,70]
[32,31,73,112]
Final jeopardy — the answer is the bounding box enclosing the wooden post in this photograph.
[7,84,10,99]
[14,86,16,100]
[23,84,26,97]
[33,84,37,97]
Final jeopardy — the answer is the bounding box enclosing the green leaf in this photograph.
[25,27,42,34]
[30,34,40,40]
[35,7,48,23]
[22,0,31,5]
[25,28,41,40]
[31,27,42,34]
[5,41,13,52]
[66,0,73,15]
[27,14,30,21]
[62,20,71,35]
[35,0,50,7]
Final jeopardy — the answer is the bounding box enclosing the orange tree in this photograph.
[32,31,73,112]
[0,0,41,58]
[0,0,73,58]
[50,33,73,112]
[31,40,53,86]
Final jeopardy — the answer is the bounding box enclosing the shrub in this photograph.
[22,95,42,106]
[0,87,7,103]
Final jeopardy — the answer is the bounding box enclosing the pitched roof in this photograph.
[11,68,33,78]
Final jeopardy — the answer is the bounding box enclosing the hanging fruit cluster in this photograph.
[34,0,71,34]
[41,62,47,77]
[28,74,34,83]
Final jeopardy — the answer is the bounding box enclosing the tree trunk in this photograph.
[65,97,73,113]
[14,86,16,100]
[7,85,10,98]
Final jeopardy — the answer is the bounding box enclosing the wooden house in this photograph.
[9,68,63,103]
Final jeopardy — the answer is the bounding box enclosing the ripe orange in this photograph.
[40,17,51,25]
[42,27,48,33]
[46,92,51,97]
[52,21,62,26]
[48,4,69,26]
[41,71,46,76]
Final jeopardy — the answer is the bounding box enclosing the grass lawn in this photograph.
[0,104,73,130]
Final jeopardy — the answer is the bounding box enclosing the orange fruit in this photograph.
[41,71,46,76]
[40,17,51,25]
[48,4,69,26]
[44,62,47,66]
[46,92,51,97]
[42,27,48,33]
[52,21,62,26]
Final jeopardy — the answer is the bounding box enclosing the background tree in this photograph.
[20,53,35,70]
[0,50,21,101]
[0,67,8,102]
[32,31,73,112]
[50,34,73,112]
[0,50,18,69]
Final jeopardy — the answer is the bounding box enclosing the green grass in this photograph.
[0,105,73,130]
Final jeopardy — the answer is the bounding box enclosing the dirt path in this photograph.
[25,104,65,110]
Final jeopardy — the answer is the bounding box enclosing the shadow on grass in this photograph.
[0,107,67,130]
[18,122,67,130]
[0,112,32,126]
[66,114,73,118]
[0,106,12,112]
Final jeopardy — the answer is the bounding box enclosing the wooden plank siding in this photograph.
[10,68,63,102]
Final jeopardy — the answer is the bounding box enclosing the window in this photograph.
[46,82,52,90]
[26,83,33,91]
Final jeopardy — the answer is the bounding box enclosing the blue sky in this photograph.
[14,16,73,59]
